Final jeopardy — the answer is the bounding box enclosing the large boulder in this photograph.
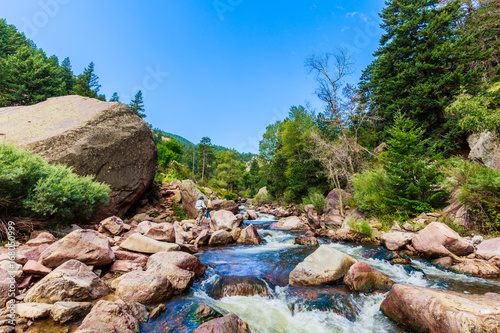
[39,229,115,268]
[50,301,93,324]
[209,230,234,246]
[289,245,357,286]
[147,251,207,277]
[381,284,500,333]
[476,237,500,261]
[411,222,474,258]
[450,259,500,278]
[180,180,204,218]
[0,95,157,218]
[343,262,393,293]
[74,300,149,333]
[143,223,175,242]
[113,271,173,303]
[304,204,320,225]
[119,233,180,254]
[270,216,310,231]
[326,189,350,209]
[147,262,194,292]
[210,210,241,231]
[208,275,269,299]
[237,224,262,245]
[246,210,258,220]
[380,232,414,251]
[192,313,251,333]
[468,132,500,170]
[24,259,109,304]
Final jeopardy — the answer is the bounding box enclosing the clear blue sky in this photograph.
[0,0,386,153]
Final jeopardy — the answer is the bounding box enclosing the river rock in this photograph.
[0,268,13,307]
[39,229,115,268]
[411,222,474,257]
[50,301,93,324]
[476,237,500,261]
[343,262,393,293]
[380,232,414,251]
[143,222,175,242]
[185,303,223,326]
[22,260,51,276]
[26,232,57,246]
[209,230,234,246]
[289,245,357,286]
[180,180,204,218]
[15,303,52,319]
[381,283,500,333]
[147,251,207,277]
[74,299,149,333]
[24,259,109,304]
[246,210,258,220]
[114,270,173,303]
[99,216,124,235]
[136,221,155,234]
[21,244,49,262]
[330,228,371,244]
[194,228,212,247]
[323,207,343,227]
[270,216,310,230]
[294,232,319,246]
[0,261,22,280]
[450,259,500,277]
[432,257,453,270]
[147,263,194,292]
[208,275,269,299]
[109,260,144,273]
[113,250,149,264]
[212,200,239,214]
[0,95,157,218]
[237,224,262,245]
[210,210,241,231]
[192,313,251,333]
[304,204,320,225]
[119,233,180,254]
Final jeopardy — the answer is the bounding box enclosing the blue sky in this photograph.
[0,0,386,153]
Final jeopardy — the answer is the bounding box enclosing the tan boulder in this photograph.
[237,224,262,245]
[144,223,175,242]
[450,259,500,278]
[99,216,124,235]
[74,299,148,333]
[50,301,92,324]
[39,229,115,268]
[270,216,310,230]
[343,262,393,293]
[476,237,500,261]
[246,210,258,220]
[210,210,241,231]
[0,261,22,280]
[147,262,194,292]
[192,313,251,333]
[380,232,414,251]
[119,233,180,254]
[289,245,357,286]
[209,230,234,246]
[16,303,53,319]
[411,222,474,258]
[26,232,57,246]
[114,271,173,303]
[0,95,157,218]
[24,259,109,304]
[381,283,500,333]
[180,180,204,218]
[147,251,207,277]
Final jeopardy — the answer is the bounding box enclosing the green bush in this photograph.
[0,143,110,222]
[302,188,327,215]
[253,192,272,205]
[352,167,388,215]
[222,191,238,201]
[346,218,373,239]
[443,158,500,233]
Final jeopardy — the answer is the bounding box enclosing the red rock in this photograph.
[412,222,474,257]
[192,313,251,333]
[343,262,393,293]
[109,260,143,273]
[0,253,27,265]
[23,260,51,275]
[380,232,414,251]
[22,244,50,262]
[237,224,262,245]
[147,251,207,277]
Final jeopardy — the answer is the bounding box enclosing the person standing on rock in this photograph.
[195,196,207,224]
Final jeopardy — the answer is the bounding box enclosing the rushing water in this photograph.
[142,215,500,333]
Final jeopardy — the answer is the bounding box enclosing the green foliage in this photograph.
[359,0,484,143]
[71,61,103,99]
[302,188,327,215]
[157,139,183,170]
[110,92,120,102]
[172,202,188,220]
[346,218,373,239]
[446,81,500,133]
[222,191,238,201]
[352,167,389,214]
[0,143,110,222]
[155,161,191,184]
[215,150,246,192]
[379,113,447,214]
[442,158,500,232]
[129,90,145,118]
[197,137,216,182]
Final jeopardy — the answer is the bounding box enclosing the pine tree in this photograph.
[110,92,120,102]
[379,112,447,214]
[197,137,215,182]
[59,57,75,95]
[71,61,101,98]
[129,90,145,118]
[359,0,482,141]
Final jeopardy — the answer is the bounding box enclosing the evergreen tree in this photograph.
[359,0,482,141]
[59,57,75,94]
[71,61,101,98]
[215,150,246,192]
[110,92,120,102]
[197,137,215,182]
[379,112,447,214]
[129,90,146,118]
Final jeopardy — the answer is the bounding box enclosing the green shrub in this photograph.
[352,167,389,215]
[222,191,238,201]
[0,143,110,222]
[346,218,373,239]
[253,192,272,205]
[302,188,327,215]
[442,158,500,233]
[172,202,188,220]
